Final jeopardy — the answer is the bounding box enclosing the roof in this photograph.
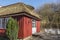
[0,3,40,19]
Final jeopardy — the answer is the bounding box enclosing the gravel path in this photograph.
[29,32,60,40]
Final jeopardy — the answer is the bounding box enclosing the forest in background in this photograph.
[36,3,60,34]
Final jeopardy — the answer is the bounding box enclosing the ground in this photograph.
[29,32,60,40]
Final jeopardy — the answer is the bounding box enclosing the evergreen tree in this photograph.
[6,17,18,40]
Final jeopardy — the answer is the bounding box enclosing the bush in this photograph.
[6,17,18,40]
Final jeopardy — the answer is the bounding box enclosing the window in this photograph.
[0,18,9,29]
[4,18,9,29]
[32,20,36,27]
[0,18,3,29]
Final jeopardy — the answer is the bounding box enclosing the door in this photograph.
[32,20,36,34]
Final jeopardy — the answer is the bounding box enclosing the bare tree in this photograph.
[36,3,60,34]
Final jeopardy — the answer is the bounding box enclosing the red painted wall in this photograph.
[0,29,6,36]
[13,15,40,39]
[23,16,32,38]
[17,16,24,39]
[36,21,40,32]
[17,16,32,39]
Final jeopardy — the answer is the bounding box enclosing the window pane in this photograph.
[2,18,5,29]
[0,18,3,29]
[32,20,36,27]
[5,18,9,29]
[0,18,9,29]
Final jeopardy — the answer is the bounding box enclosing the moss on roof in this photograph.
[0,2,40,19]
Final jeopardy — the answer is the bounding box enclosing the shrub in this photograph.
[6,17,18,40]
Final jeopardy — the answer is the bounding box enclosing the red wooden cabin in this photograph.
[0,3,41,39]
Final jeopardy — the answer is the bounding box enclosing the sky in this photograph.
[0,0,59,9]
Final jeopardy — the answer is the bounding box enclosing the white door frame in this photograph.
[32,20,36,34]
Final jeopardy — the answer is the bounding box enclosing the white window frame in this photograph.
[0,18,9,29]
